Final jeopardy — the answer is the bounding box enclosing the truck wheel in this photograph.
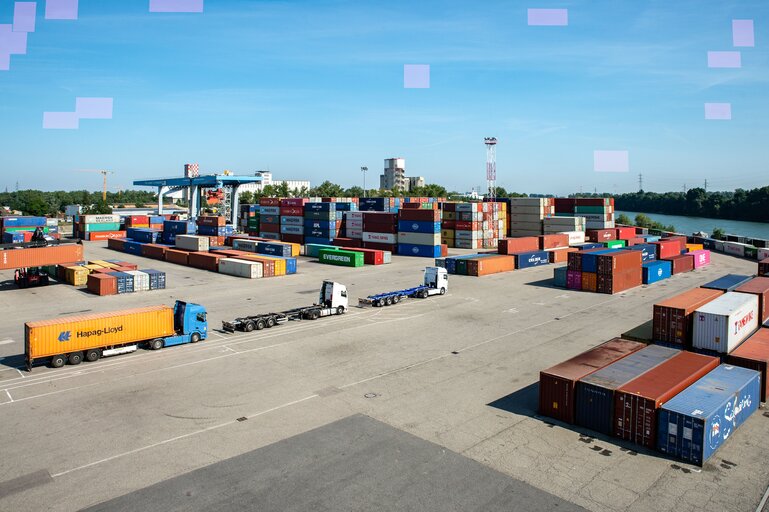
[256,319,265,330]
[311,309,320,320]
[244,321,255,332]
[440,287,446,295]
[51,354,66,368]
[421,290,429,298]
[190,332,201,343]
[150,339,164,350]
[336,306,345,315]
[85,349,101,362]
[68,352,83,365]
[385,296,393,306]
[266,316,276,328]
[392,296,400,304]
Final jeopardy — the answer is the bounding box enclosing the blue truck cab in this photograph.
[163,300,208,347]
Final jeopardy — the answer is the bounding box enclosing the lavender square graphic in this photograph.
[707,51,741,68]
[594,150,629,173]
[732,20,754,47]
[43,111,79,129]
[0,52,10,71]
[404,64,430,89]
[13,2,37,33]
[45,0,78,20]
[704,103,731,120]
[0,25,28,54]
[76,97,113,119]
[527,8,568,26]
[149,0,204,13]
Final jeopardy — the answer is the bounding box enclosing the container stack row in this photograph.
[441,202,505,249]
[48,259,167,295]
[1,216,59,242]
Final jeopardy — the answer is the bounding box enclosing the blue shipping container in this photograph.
[701,274,753,292]
[553,266,568,287]
[112,272,135,294]
[334,202,357,211]
[0,216,46,228]
[581,249,617,273]
[573,242,604,251]
[398,243,442,258]
[163,220,196,235]
[280,225,304,235]
[2,232,24,243]
[641,235,661,242]
[126,228,161,243]
[304,202,335,212]
[161,232,177,245]
[304,219,337,230]
[142,269,167,290]
[642,260,672,284]
[514,251,551,269]
[629,243,658,262]
[658,364,760,465]
[123,241,145,256]
[443,254,479,274]
[304,236,334,246]
[397,221,441,234]
[281,216,304,226]
[149,216,165,224]
[303,211,337,221]
[575,345,679,435]
[256,242,293,257]
[305,228,335,238]
[197,225,234,237]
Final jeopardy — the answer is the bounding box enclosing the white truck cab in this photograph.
[320,280,349,312]
[424,267,448,296]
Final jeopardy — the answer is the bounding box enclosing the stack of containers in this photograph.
[652,288,724,348]
[508,198,554,237]
[362,212,398,254]
[453,203,485,249]
[692,292,760,355]
[398,203,441,257]
[74,214,123,241]
[440,203,457,247]
[595,250,642,294]
[279,198,307,245]
[734,277,769,324]
[259,198,281,240]
[0,216,48,243]
[239,204,260,235]
[196,216,232,247]
[304,202,337,246]
[539,233,572,263]
[572,198,615,230]
[344,211,364,242]
[162,219,196,245]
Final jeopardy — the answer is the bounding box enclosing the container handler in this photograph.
[358,267,448,307]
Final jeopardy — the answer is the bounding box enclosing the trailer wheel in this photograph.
[256,319,265,330]
[243,321,255,332]
[68,352,83,365]
[392,296,400,304]
[439,287,446,295]
[51,354,66,368]
[85,349,101,362]
[190,332,201,343]
[150,339,164,350]
[385,296,393,306]
[336,306,345,315]
[266,316,276,328]
[310,309,320,320]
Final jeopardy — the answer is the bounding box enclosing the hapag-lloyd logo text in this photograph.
[734,310,754,334]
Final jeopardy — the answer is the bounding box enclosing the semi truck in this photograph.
[358,267,448,307]
[222,280,348,333]
[25,300,208,371]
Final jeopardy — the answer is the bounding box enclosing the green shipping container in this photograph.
[247,216,260,228]
[456,259,469,275]
[83,222,121,232]
[3,226,49,233]
[745,246,758,260]
[574,205,610,214]
[318,249,363,267]
[305,244,338,258]
[605,240,627,249]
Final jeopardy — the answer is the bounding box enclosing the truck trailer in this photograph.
[358,267,448,307]
[25,300,208,371]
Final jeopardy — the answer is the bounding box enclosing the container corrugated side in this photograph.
[653,288,724,347]
[692,292,759,353]
[218,258,263,279]
[726,328,769,401]
[0,244,84,270]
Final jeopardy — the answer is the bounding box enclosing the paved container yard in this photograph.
[0,242,766,511]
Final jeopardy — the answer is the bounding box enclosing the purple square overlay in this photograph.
[76,97,113,119]
[43,111,79,129]
[707,51,741,68]
[149,0,204,13]
[0,52,10,71]
[404,64,430,89]
[13,2,37,33]
[0,25,28,54]
[594,150,629,173]
[45,0,78,20]
[733,20,754,47]
[704,103,731,120]
[527,8,568,26]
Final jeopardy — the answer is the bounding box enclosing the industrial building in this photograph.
[237,171,311,196]
[380,158,424,192]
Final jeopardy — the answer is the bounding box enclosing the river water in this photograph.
[616,211,769,240]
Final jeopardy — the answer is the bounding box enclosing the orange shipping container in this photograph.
[165,249,190,266]
[548,247,578,264]
[466,255,515,276]
[0,244,84,270]
[582,272,597,292]
[87,274,117,296]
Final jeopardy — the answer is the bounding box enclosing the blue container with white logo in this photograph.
[2,232,24,243]
[0,216,46,228]
[304,236,334,246]
[163,220,196,235]
[305,228,335,238]
[581,249,616,273]
[304,219,336,230]
[642,260,672,284]
[123,241,145,256]
[256,242,293,257]
[142,269,166,290]
[161,231,177,245]
[304,202,335,212]
[197,225,234,237]
[657,364,760,466]
[126,228,160,243]
[629,243,658,262]
[280,224,304,235]
[397,221,441,234]
[514,250,551,269]
[573,242,604,251]
[112,272,135,294]
[398,243,441,258]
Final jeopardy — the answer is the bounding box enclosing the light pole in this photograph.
[361,167,368,198]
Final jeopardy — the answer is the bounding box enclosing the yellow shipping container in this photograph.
[252,255,286,275]
[89,260,120,269]
[686,243,704,252]
[83,264,104,273]
[25,306,175,364]
[65,266,89,285]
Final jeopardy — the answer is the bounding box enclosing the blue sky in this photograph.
[1,0,768,194]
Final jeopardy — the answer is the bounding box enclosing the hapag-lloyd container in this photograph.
[692,292,759,353]
[653,288,725,347]
[539,338,645,424]
[218,258,263,279]
[689,249,711,268]
[734,277,769,323]
[575,345,679,435]
[657,364,760,465]
[701,274,753,292]
[726,328,769,401]
[613,351,719,448]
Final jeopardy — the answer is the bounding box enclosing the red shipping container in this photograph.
[86,231,127,241]
[362,221,398,234]
[586,229,616,242]
[613,351,719,448]
[281,234,304,244]
[539,234,569,250]
[86,273,118,296]
[441,244,448,257]
[652,288,724,346]
[333,237,358,247]
[141,244,168,260]
[735,277,769,323]
[759,258,769,277]
[260,222,280,233]
[625,237,644,247]
[548,247,577,264]
[107,238,126,251]
[342,247,384,265]
[197,216,226,227]
[597,268,642,294]
[539,338,645,424]
[596,251,642,275]
[280,198,308,207]
[575,198,614,207]
[726,328,769,401]
[498,237,539,255]
[398,209,440,222]
[280,206,304,216]
[259,198,281,206]
[189,252,225,271]
[651,241,680,259]
[664,254,694,275]
[615,227,636,240]
[127,215,149,226]
[213,249,251,258]
[362,241,397,253]
[0,244,85,270]
[455,221,479,231]
[165,249,190,266]
[553,198,576,213]
[91,268,115,275]
[114,262,138,270]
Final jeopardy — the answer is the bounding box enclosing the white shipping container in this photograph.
[454,230,482,240]
[397,232,441,245]
[125,270,150,291]
[558,231,586,245]
[346,228,363,239]
[759,248,769,260]
[175,235,209,252]
[346,220,363,229]
[692,292,759,353]
[218,258,263,279]
[345,211,364,221]
[361,232,396,244]
[81,214,121,224]
[723,241,748,257]
[232,239,258,252]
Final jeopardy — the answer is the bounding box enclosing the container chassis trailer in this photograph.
[358,267,449,307]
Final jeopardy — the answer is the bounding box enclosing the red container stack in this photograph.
[652,288,724,347]
[362,212,398,253]
[595,251,642,294]
[664,254,695,275]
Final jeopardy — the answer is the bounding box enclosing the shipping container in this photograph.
[701,274,753,292]
[513,250,550,269]
[553,266,567,287]
[0,244,85,270]
[760,258,769,277]
[319,249,364,267]
[596,251,642,275]
[175,235,209,252]
[164,249,190,266]
[575,345,679,435]
[726,328,769,401]
[653,288,724,347]
[586,229,616,242]
[218,258,263,279]
[398,243,442,258]
[142,269,166,290]
[627,243,657,262]
[692,292,759,353]
[466,254,515,276]
[657,364,760,465]
[188,252,226,272]
[664,254,694,275]
[597,268,642,294]
[642,260,672,284]
[566,270,582,290]
[498,237,540,255]
[86,273,117,296]
[539,338,645,424]
[581,272,597,292]
[613,351,719,448]
[734,277,769,323]
[689,249,711,268]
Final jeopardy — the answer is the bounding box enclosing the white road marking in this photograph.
[505,308,519,314]
[5,389,12,403]
[16,369,25,378]
[0,339,15,346]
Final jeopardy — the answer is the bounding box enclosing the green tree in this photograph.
[276,182,291,197]
[239,191,255,204]
[310,181,345,197]
[711,227,725,240]
[616,213,632,225]
[345,186,364,197]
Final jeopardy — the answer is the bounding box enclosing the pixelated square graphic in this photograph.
[594,150,629,173]
[733,20,754,47]
[404,64,430,89]
[527,8,568,26]
[76,97,113,119]
[43,112,79,129]
[0,52,10,71]
[45,0,78,20]
[707,51,741,68]
[13,2,37,33]
[704,103,731,120]
[149,0,204,12]
[0,25,28,54]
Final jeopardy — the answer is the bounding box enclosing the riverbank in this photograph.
[616,210,769,239]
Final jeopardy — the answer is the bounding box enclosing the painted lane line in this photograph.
[5,389,12,403]
[0,339,15,346]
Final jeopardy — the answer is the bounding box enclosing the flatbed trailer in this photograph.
[358,267,449,307]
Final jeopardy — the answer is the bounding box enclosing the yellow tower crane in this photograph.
[76,170,115,201]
